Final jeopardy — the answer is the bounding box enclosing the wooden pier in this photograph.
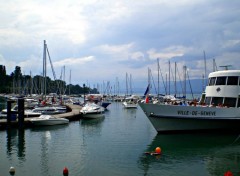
[52,104,82,120]
[0,104,82,130]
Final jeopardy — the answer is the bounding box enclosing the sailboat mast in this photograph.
[126,73,128,96]
[148,68,151,94]
[175,62,177,97]
[69,69,71,95]
[168,60,170,95]
[183,65,187,99]
[203,51,207,88]
[130,74,132,95]
[157,58,160,97]
[42,40,47,100]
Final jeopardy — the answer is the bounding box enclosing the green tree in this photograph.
[0,65,6,93]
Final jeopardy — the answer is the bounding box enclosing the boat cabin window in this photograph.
[227,76,239,85]
[204,97,211,105]
[238,98,240,107]
[211,97,223,106]
[208,77,216,86]
[215,77,227,85]
[224,98,236,107]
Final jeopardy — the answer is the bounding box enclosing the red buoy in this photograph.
[63,167,69,176]
[224,171,233,176]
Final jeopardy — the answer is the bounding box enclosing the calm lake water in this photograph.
[1,97,240,176]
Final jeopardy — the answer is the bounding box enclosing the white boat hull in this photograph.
[81,113,105,119]
[80,103,105,119]
[30,115,69,126]
[139,103,240,132]
[122,102,138,108]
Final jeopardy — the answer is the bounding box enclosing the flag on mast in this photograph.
[144,84,150,103]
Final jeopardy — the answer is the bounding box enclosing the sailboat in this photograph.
[122,73,138,108]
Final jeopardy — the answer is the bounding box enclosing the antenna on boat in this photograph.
[219,65,232,70]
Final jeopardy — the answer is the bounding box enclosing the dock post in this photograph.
[6,100,14,128]
[18,98,25,129]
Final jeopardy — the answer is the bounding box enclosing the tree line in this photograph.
[0,65,98,95]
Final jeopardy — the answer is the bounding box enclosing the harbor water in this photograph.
[1,97,240,175]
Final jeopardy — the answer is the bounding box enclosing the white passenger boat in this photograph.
[139,69,240,133]
[29,115,69,126]
[80,103,105,119]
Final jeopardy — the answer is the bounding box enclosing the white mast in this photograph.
[157,58,160,97]
[203,51,207,88]
[183,65,187,99]
[168,60,170,95]
[42,40,47,100]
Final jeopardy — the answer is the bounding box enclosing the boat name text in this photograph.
[177,110,216,116]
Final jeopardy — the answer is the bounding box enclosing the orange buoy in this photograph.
[63,167,69,176]
[155,147,161,154]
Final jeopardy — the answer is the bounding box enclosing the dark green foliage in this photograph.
[0,65,97,95]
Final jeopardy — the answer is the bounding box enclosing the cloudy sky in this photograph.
[0,0,240,93]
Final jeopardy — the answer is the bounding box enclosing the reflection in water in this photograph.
[80,116,105,126]
[6,129,25,162]
[40,130,50,176]
[122,108,137,118]
[17,129,25,160]
[80,117,105,147]
[80,117,105,136]
[31,124,68,132]
[30,125,69,176]
[139,133,240,175]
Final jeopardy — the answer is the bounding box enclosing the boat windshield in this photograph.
[227,76,239,85]
[215,77,227,85]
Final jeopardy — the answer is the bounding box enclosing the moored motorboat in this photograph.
[101,102,111,109]
[1,105,41,118]
[122,95,139,108]
[122,101,138,108]
[32,106,67,115]
[80,103,105,119]
[29,115,69,126]
[139,69,240,133]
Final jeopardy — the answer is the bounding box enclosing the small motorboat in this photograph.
[101,102,111,109]
[122,95,139,108]
[1,105,41,118]
[32,106,67,115]
[29,115,69,126]
[80,103,105,119]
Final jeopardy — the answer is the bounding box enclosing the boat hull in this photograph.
[29,116,69,126]
[122,102,138,108]
[81,113,105,119]
[80,103,105,119]
[139,103,240,133]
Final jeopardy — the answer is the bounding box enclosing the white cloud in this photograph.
[147,46,192,60]
[130,52,145,60]
[53,56,95,67]
[221,40,240,48]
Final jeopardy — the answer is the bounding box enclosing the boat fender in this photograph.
[9,166,15,175]
[145,147,162,156]
[144,152,161,156]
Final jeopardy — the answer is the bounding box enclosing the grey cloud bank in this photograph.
[0,0,239,94]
